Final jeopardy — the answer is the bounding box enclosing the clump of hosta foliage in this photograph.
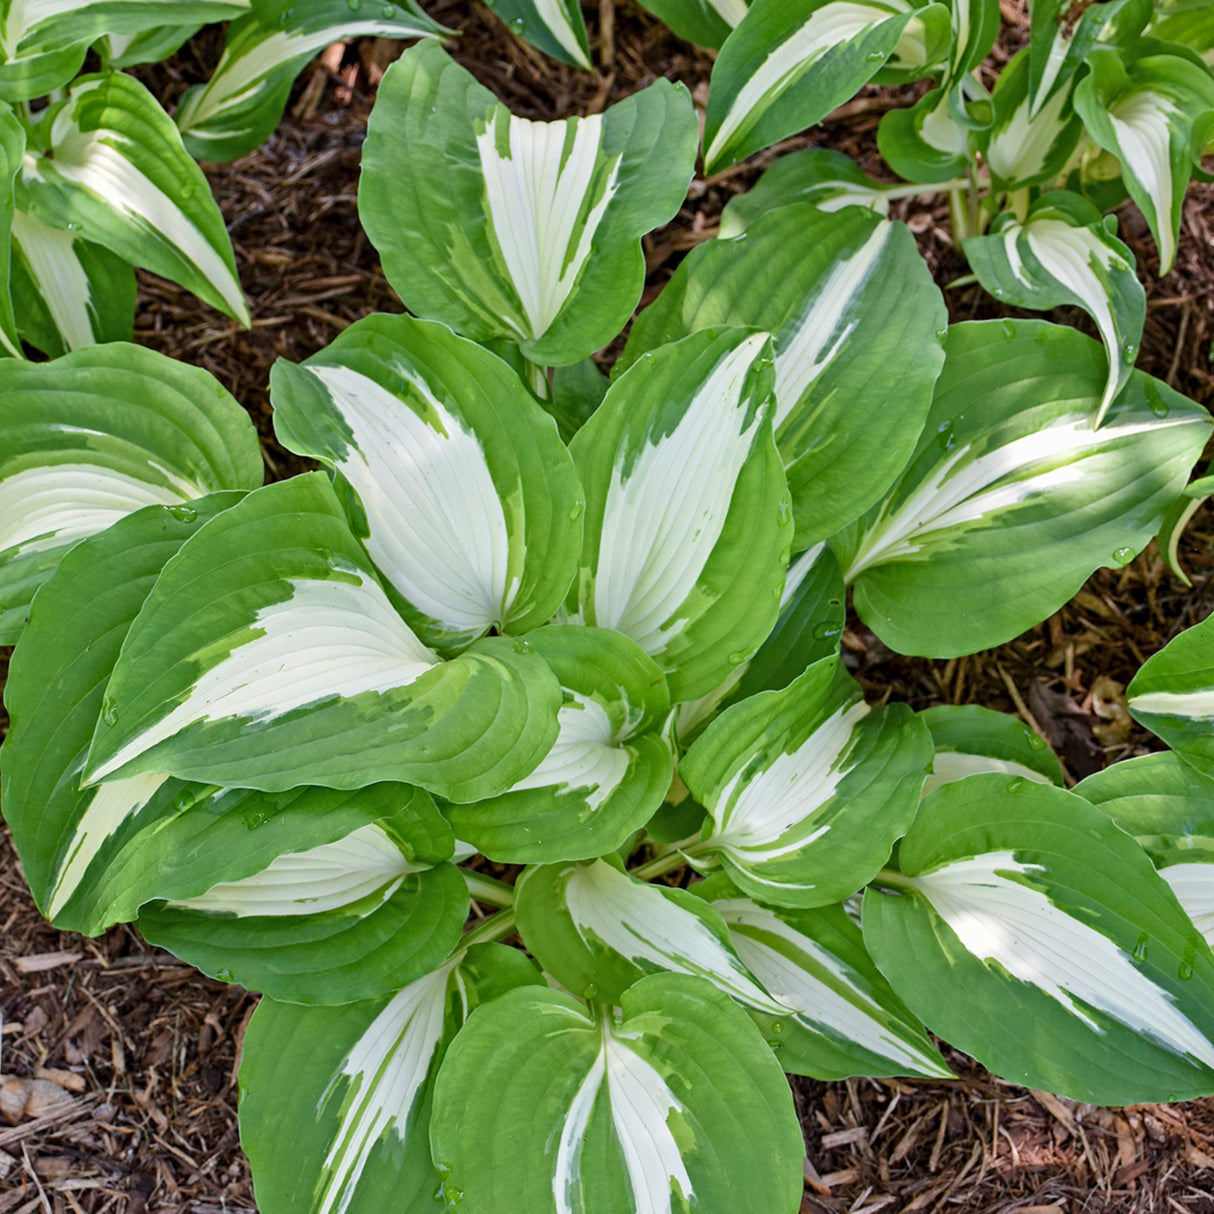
[0,0,445,360]
[5,32,1214,1214]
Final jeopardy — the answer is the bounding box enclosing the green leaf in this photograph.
[443,627,675,863]
[919,703,1063,797]
[703,0,949,174]
[676,542,847,739]
[82,474,563,800]
[0,100,25,358]
[632,0,747,48]
[975,48,1082,190]
[18,72,249,323]
[1,493,243,915]
[719,148,892,237]
[0,342,261,645]
[834,320,1211,657]
[271,314,583,651]
[621,204,946,548]
[11,210,136,356]
[1128,611,1214,777]
[358,41,698,365]
[962,191,1145,425]
[569,328,791,702]
[1076,752,1214,945]
[0,0,249,102]
[175,0,447,162]
[682,656,932,906]
[877,86,972,182]
[136,844,469,1005]
[240,944,541,1214]
[95,22,202,69]
[863,774,1214,1103]
[515,857,783,1008]
[691,873,952,1079]
[429,974,804,1214]
[1074,49,1214,274]
[488,0,590,66]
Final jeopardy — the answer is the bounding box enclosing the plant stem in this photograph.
[880,177,969,201]
[872,868,917,893]
[630,844,706,882]
[463,871,515,908]
[524,357,550,400]
[462,907,517,948]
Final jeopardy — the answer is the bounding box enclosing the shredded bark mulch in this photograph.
[3,2,1214,1210]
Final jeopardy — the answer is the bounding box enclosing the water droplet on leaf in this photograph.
[1006,777,1025,793]
[568,500,584,520]
[168,504,197,523]
[1132,932,1149,962]
[812,621,842,641]
[1111,546,1134,567]
[512,638,533,655]
[1000,320,1015,338]
[101,697,118,726]
[728,649,752,665]
[347,0,361,9]
[582,982,600,1001]
[866,49,884,61]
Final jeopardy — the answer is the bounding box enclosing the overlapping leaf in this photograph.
[82,474,562,800]
[272,314,583,651]
[358,41,698,365]
[963,192,1145,425]
[0,0,248,101]
[430,975,804,1214]
[633,0,748,48]
[568,328,791,702]
[1074,49,1214,274]
[863,774,1214,1103]
[17,72,249,322]
[487,0,590,67]
[0,343,261,644]
[919,703,1063,797]
[1128,611,1214,776]
[703,0,950,174]
[622,204,946,548]
[0,99,24,357]
[833,320,1210,657]
[444,627,675,863]
[175,0,447,162]
[240,944,542,1214]
[692,873,951,1079]
[682,656,931,906]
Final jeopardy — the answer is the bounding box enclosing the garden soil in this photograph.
[3,2,1214,1210]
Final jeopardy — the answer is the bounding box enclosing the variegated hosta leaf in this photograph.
[863,774,1214,1103]
[17,72,249,324]
[703,0,950,174]
[2,492,242,912]
[175,0,447,163]
[358,41,698,366]
[692,872,951,1079]
[430,975,804,1214]
[96,22,202,69]
[621,204,946,549]
[515,857,787,1009]
[633,0,749,49]
[1156,478,1209,586]
[271,314,583,651]
[976,48,1082,190]
[487,0,590,67]
[136,830,469,1004]
[1127,611,1214,777]
[877,85,972,183]
[1077,752,1214,945]
[1028,0,1152,117]
[682,656,931,906]
[919,703,1063,798]
[444,627,675,864]
[568,328,791,703]
[0,0,249,101]
[719,149,891,237]
[11,210,136,356]
[1074,49,1214,274]
[1151,7,1214,69]
[0,343,262,645]
[833,320,1211,658]
[82,474,563,801]
[0,99,24,357]
[676,542,846,739]
[240,944,542,1214]
[962,191,1145,426]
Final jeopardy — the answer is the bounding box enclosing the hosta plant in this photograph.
[5,36,1214,1214]
[0,0,445,357]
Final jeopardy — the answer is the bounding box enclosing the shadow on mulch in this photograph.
[3,2,1214,1210]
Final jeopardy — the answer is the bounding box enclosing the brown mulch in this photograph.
[3,2,1214,1211]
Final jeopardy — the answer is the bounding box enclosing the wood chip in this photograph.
[12,951,82,974]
